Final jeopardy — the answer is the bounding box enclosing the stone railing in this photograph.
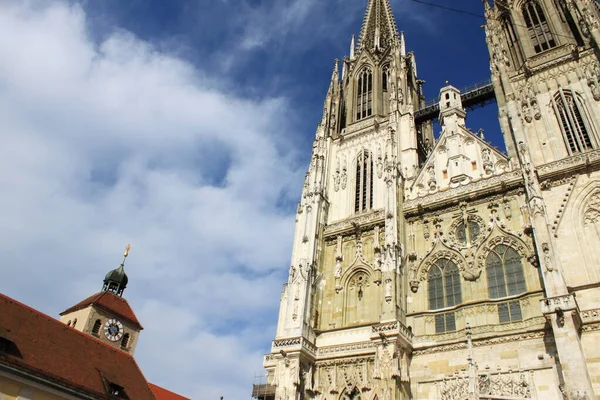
[537,149,600,177]
[580,308,600,323]
[437,370,532,400]
[324,209,385,236]
[404,170,522,214]
[371,321,414,341]
[540,294,578,315]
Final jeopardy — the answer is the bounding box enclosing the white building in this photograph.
[258,0,600,399]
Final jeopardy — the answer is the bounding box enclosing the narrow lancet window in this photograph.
[503,16,524,67]
[553,90,595,154]
[382,65,390,115]
[522,0,557,53]
[354,150,373,213]
[356,68,373,120]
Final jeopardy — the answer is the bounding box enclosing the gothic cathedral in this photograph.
[259,0,600,399]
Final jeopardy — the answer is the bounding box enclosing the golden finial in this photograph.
[124,244,131,258]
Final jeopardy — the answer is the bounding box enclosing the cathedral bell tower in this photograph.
[262,1,422,398]
[484,0,600,397]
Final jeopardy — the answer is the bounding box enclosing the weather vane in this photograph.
[121,244,131,266]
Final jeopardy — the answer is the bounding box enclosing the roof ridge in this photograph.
[1,293,155,399]
[0,293,138,359]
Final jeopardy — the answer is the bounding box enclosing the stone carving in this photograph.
[502,197,513,220]
[583,191,600,226]
[478,371,532,398]
[333,155,348,192]
[376,145,384,179]
[316,358,374,395]
[482,147,494,174]
[542,242,554,272]
[423,218,431,239]
[427,164,437,191]
[373,337,401,380]
[335,235,344,292]
[519,142,545,217]
[586,64,600,101]
[521,99,533,123]
[272,355,300,400]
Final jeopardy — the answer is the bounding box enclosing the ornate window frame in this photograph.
[411,244,467,293]
[356,67,374,121]
[521,0,557,53]
[354,149,374,213]
[551,89,596,154]
[447,214,487,248]
[476,234,532,274]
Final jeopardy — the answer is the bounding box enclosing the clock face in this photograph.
[104,319,124,342]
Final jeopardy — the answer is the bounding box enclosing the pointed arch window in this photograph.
[356,68,373,120]
[552,90,595,154]
[382,65,390,115]
[486,244,526,322]
[382,65,389,92]
[502,15,524,67]
[522,0,557,53]
[355,149,373,213]
[428,259,462,333]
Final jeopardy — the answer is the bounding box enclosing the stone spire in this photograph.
[357,0,400,51]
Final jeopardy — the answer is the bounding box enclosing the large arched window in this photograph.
[552,90,595,154]
[522,0,557,53]
[355,150,373,213]
[486,244,526,323]
[356,68,373,120]
[428,259,462,333]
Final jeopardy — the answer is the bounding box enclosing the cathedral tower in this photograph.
[264,1,419,398]
[259,0,600,398]
[482,0,600,397]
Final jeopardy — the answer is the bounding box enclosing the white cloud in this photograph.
[0,1,303,398]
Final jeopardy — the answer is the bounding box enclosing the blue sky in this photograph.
[0,0,503,398]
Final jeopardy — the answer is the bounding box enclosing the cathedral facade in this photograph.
[258,0,600,399]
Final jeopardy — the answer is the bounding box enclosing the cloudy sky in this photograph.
[0,0,502,398]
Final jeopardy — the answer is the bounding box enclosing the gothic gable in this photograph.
[409,127,511,198]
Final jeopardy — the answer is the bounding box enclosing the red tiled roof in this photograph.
[149,383,190,400]
[60,291,143,329]
[0,293,155,399]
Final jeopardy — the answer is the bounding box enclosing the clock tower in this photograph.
[59,246,143,354]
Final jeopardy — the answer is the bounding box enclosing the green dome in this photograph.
[104,265,128,286]
[103,264,128,296]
